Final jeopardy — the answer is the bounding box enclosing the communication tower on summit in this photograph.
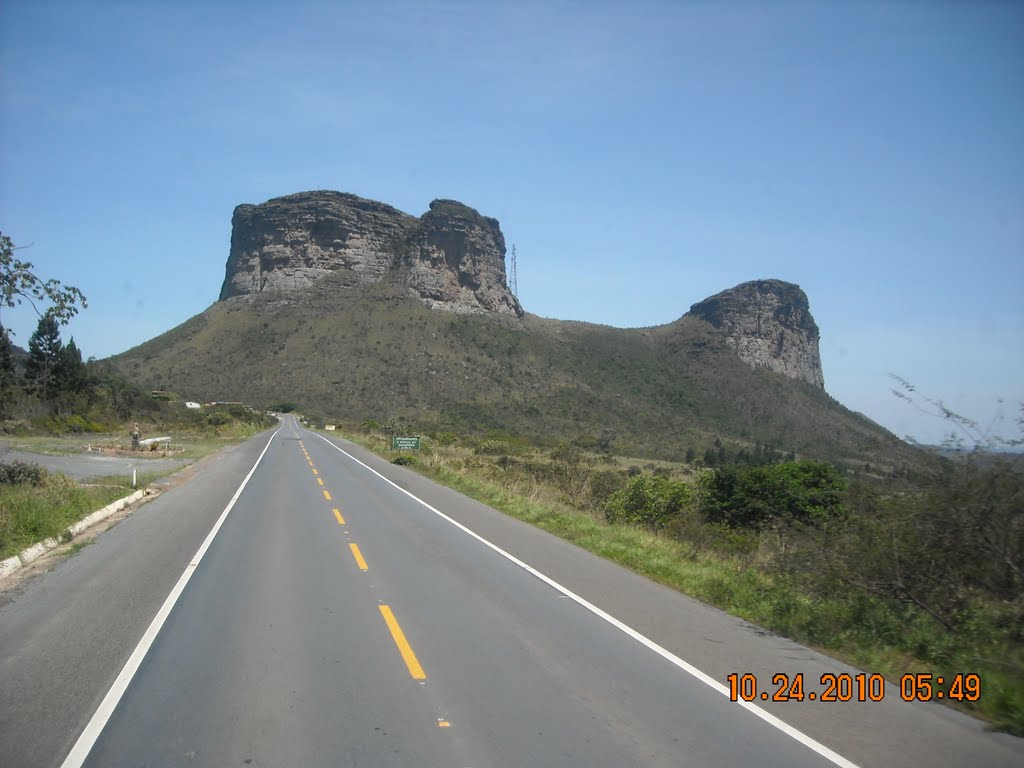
[510,244,518,297]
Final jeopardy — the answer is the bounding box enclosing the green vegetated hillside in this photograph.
[108,277,920,472]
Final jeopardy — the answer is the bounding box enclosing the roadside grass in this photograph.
[0,473,132,560]
[338,429,1024,735]
[85,471,167,489]
[2,434,100,456]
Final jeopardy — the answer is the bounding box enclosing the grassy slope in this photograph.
[109,283,921,470]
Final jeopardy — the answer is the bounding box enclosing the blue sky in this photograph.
[1,1,1021,446]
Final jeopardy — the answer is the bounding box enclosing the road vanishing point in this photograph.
[1,416,1021,767]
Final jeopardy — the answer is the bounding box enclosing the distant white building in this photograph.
[184,401,202,410]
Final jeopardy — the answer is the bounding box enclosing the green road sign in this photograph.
[391,436,421,451]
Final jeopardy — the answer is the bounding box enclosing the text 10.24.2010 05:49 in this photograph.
[726,672,981,703]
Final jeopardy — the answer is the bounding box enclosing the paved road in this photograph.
[1,416,1021,767]
[0,444,190,481]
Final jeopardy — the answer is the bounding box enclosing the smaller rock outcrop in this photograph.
[687,279,825,388]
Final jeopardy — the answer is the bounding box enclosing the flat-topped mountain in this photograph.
[108,189,919,469]
[219,191,823,389]
[220,191,522,317]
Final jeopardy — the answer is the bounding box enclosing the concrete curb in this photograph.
[0,488,150,579]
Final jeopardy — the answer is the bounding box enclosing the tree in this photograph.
[1,230,87,328]
[54,337,87,396]
[699,461,847,530]
[0,324,17,418]
[23,312,62,401]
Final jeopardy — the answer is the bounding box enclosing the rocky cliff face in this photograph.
[403,200,521,316]
[220,191,522,317]
[687,279,825,388]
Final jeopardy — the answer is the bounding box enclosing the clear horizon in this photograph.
[2,1,1021,446]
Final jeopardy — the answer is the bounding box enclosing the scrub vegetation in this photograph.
[334,411,1024,735]
[0,464,133,559]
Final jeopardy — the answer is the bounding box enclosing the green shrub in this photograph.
[206,412,233,427]
[605,474,694,531]
[392,454,417,466]
[475,439,513,456]
[0,461,49,486]
[433,431,457,446]
[228,404,251,420]
[700,461,846,530]
[588,468,627,505]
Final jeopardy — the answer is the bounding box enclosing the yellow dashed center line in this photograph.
[379,605,426,680]
[298,438,435,710]
[349,542,369,571]
[298,431,439,724]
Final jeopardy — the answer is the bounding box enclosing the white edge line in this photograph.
[312,429,861,768]
[59,426,281,768]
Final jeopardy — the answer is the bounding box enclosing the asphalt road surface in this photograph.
[0,443,190,481]
[1,416,1021,767]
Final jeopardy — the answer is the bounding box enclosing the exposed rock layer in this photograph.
[220,191,522,317]
[686,279,825,388]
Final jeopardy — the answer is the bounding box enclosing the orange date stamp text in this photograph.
[726,672,980,704]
